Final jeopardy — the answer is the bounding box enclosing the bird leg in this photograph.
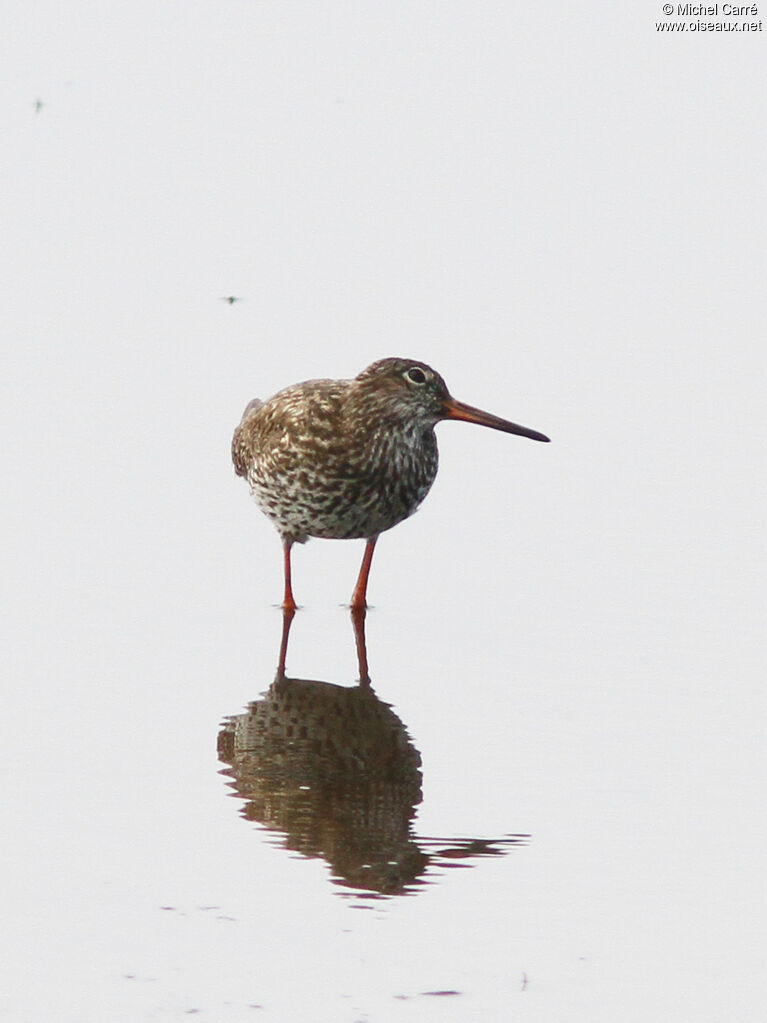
[350,605,371,685]
[276,604,296,679]
[350,536,378,611]
[282,539,297,611]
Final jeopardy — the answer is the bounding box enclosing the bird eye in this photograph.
[405,367,427,385]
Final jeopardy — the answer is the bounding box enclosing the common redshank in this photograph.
[232,357,549,610]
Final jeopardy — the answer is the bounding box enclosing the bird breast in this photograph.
[238,388,440,542]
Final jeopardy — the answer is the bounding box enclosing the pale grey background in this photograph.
[2,2,765,1020]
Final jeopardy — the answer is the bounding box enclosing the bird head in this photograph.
[355,358,550,442]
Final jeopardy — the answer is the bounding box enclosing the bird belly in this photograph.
[247,451,437,543]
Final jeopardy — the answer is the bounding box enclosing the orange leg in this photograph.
[277,605,296,679]
[350,536,378,611]
[350,605,371,685]
[282,539,297,611]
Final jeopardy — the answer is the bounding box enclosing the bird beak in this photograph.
[442,398,550,443]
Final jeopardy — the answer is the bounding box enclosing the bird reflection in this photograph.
[217,609,527,897]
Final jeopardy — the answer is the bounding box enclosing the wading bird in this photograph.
[232,357,549,609]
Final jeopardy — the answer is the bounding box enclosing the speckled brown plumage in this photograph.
[232,357,549,609]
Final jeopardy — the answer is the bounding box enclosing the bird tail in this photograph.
[239,397,264,420]
[231,398,264,477]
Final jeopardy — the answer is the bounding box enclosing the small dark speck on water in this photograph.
[422,990,461,997]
